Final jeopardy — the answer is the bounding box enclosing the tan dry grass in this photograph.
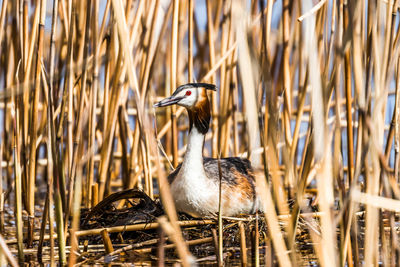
[0,0,399,266]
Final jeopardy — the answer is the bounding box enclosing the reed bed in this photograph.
[0,0,400,266]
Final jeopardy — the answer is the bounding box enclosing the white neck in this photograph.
[181,127,205,171]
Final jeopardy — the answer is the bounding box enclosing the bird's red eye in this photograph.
[185,91,191,96]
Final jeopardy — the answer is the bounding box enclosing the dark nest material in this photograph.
[76,189,322,265]
[81,189,164,229]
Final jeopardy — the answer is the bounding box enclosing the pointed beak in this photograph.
[153,96,183,108]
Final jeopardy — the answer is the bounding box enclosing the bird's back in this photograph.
[168,157,262,217]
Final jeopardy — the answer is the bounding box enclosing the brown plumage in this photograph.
[187,90,211,134]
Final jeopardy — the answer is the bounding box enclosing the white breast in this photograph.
[170,127,218,216]
[170,127,261,217]
[171,169,217,217]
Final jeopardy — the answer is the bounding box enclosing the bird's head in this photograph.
[154,83,216,109]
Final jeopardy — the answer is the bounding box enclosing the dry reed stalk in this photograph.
[206,0,218,158]
[230,49,240,156]
[253,213,259,267]
[132,237,213,255]
[143,134,154,199]
[363,0,385,265]
[157,227,165,267]
[188,0,194,82]
[76,2,88,65]
[0,0,8,57]
[67,0,92,213]
[352,190,400,211]
[118,108,129,188]
[0,144,3,234]
[256,170,292,266]
[332,2,352,266]
[128,0,145,50]
[211,228,219,262]
[37,135,50,263]
[233,0,261,167]
[139,0,161,101]
[239,221,247,267]
[2,0,400,265]
[11,95,23,264]
[158,216,194,267]
[65,2,75,210]
[68,161,84,267]
[27,0,47,247]
[22,3,40,151]
[97,54,126,200]
[47,160,55,267]
[0,234,18,267]
[301,2,337,266]
[344,41,354,186]
[54,178,66,265]
[395,58,400,185]
[151,151,193,265]
[170,0,179,168]
[142,2,173,102]
[224,45,237,157]
[109,0,148,198]
[75,218,213,235]
[282,0,292,154]
[217,156,223,266]
[45,1,60,264]
[86,0,99,208]
[91,183,99,207]
[382,0,400,161]
[99,237,160,261]
[100,229,114,254]
[216,1,228,156]
[213,0,223,32]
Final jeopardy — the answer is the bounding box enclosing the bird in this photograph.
[154,83,264,217]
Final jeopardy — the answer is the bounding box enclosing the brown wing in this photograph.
[167,157,257,194]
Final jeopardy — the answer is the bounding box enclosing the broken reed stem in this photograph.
[100,229,114,254]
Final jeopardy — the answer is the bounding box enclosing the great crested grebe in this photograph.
[154,83,264,217]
